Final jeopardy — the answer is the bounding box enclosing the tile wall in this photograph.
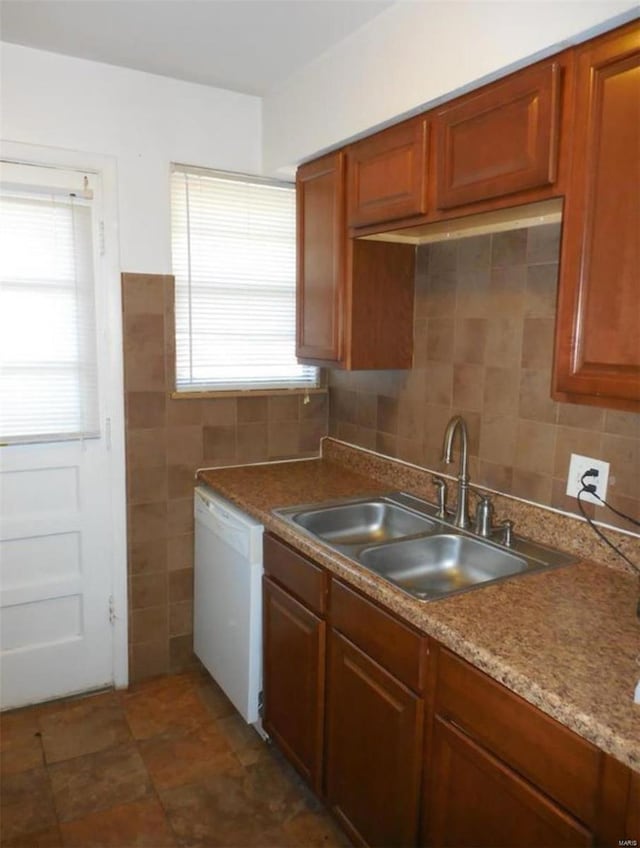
[122,273,328,681]
[329,224,640,531]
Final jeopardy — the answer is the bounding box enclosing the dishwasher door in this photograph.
[193,486,263,723]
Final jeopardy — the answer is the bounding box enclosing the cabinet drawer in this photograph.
[436,648,600,826]
[347,117,428,227]
[263,534,327,616]
[433,61,561,210]
[330,579,425,692]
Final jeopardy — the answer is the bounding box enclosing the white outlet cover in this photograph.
[566,453,610,505]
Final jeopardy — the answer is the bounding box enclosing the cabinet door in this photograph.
[424,718,593,848]
[553,23,640,410]
[262,576,325,792]
[325,630,424,847]
[296,151,345,365]
[347,118,428,227]
[433,61,561,210]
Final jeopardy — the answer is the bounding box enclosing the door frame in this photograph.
[1,139,128,689]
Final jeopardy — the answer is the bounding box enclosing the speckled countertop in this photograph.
[197,443,640,773]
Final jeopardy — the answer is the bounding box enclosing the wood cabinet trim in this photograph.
[347,117,428,228]
[262,576,326,792]
[263,532,327,616]
[296,150,345,364]
[552,23,640,409]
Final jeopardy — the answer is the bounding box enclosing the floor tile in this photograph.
[0,738,44,775]
[60,797,177,847]
[194,676,236,721]
[40,695,132,764]
[0,708,42,753]
[139,721,238,790]
[159,775,284,848]
[281,809,352,848]
[122,681,212,741]
[215,713,264,759]
[1,825,63,848]
[49,742,153,822]
[0,768,58,842]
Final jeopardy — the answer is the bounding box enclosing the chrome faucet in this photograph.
[441,415,471,530]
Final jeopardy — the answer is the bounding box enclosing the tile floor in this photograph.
[0,669,349,848]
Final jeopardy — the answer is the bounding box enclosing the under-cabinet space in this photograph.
[347,117,428,228]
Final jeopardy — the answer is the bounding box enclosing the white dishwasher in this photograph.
[194,486,263,724]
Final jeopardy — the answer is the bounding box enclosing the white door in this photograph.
[0,159,119,709]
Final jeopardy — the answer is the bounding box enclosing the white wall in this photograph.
[262,0,638,174]
[1,44,262,273]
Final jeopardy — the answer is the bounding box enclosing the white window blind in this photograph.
[0,162,99,444]
[171,164,317,392]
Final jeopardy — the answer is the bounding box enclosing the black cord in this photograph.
[592,493,640,527]
[576,488,640,576]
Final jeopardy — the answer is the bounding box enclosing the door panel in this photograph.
[1,441,114,707]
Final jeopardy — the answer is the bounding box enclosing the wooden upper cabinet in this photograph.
[553,22,640,411]
[347,117,428,227]
[432,60,563,211]
[296,151,345,364]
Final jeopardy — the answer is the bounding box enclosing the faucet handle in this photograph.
[498,519,514,547]
[431,476,448,519]
[474,495,494,538]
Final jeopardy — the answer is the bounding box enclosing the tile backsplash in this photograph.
[329,224,640,532]
[122,273,328,682]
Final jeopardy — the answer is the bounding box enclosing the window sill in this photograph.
[170,386,327,400]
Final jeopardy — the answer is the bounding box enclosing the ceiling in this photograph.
[0,0,396,96]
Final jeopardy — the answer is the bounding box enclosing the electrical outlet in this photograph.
[566,453,609,505]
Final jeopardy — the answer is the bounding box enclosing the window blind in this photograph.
[0,163,99,444]
[171,165,317,392]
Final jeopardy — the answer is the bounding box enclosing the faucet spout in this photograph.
[441,415,471,529]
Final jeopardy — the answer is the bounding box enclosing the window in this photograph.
[0,162,99,444]
[170,164,317,393]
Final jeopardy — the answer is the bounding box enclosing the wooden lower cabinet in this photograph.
[423,718,592,848]
[325,630,424,847]
[262,576,325,792]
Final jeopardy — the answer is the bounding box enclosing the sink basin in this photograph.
[291,500,437,546]
[274,491,576,602]
[359,534,529,599]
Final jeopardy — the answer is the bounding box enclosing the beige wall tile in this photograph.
[129,540,167,576]
[167,399,202,426]
[491,229,527,266]
[453,318,487,364]
[515,420,557,475]
[166,499,193,537]
[519,369,558,424]
[130,573,168,610]
[268,395,299,422]
[129,640,170,682]
[167,535,194,572]
[168,465,197,500]
[377,396,399,435]
[126,429,167,472]
[201,398,237,426]
[427,318,455,362]
[129,503,168,544]
[169,569,193,604]
[202,425,237,465]
[483,367,519,416]
[511,469,553,504]
[169,635,197,674]
[121,274,165,316]
[126,392,166,429]
[521,318,555,370]
[553,426,603,478]
[166,425,203,467]
[453,363,484,412]
[236,422,269,463]
[268,421,301,459]
[237,397,268,423]
[131,606,168,645]
[169,601,193,637]
[128,467,168,506]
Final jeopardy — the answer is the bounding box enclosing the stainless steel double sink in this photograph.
[274,492,576,601]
